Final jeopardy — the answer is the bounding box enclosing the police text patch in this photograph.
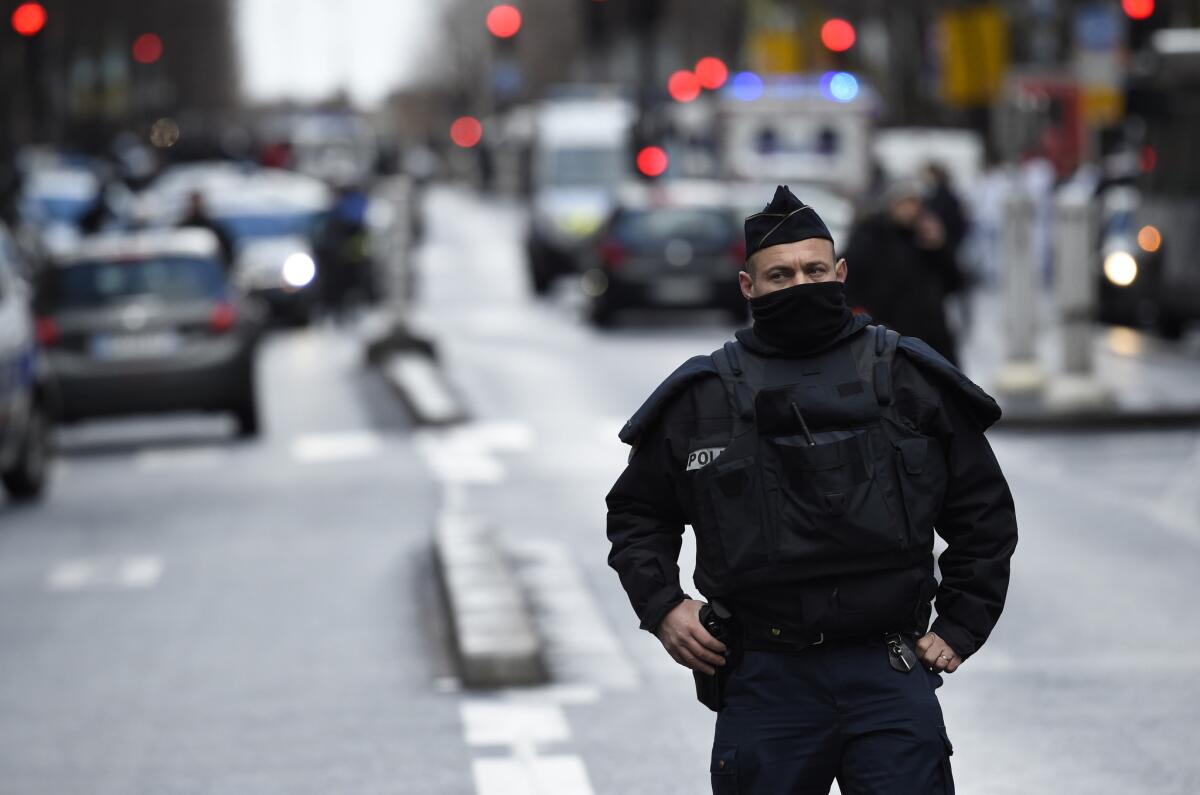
[686,447,725,472]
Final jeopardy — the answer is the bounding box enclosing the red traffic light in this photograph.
[695,57,729,90]
[450,116,484,148]
[820,19,856,52]
[132,33,164,64]
[1122,0,1154,19]
[636,146,669,178]
[668,70,701,103]
[486,5,522,38]
[11,2,47,37]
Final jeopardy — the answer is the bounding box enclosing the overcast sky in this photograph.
[236,0,442,107]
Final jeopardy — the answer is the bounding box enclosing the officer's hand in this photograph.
[655,599,728,676]
[916,631,962,673]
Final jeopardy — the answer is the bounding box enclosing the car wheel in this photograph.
[233,386,260,439]
[590,298,617,328]
[2,402,51,502]
[528,242,554,296]
[1156,314,1185,341]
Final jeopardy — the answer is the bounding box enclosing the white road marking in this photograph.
[47,555,164,592]
[461,702,570,747]
[292,431,382,463]
[117,556,164,588]
[472,755,594,795]
[47,560,96,591]
[135,447,226,472]
[462,700,596,795]
[416,424,524,484]
[386,352,463,423]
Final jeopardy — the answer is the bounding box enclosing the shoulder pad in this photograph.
[897,337,1002,430]
[619,355,718,445]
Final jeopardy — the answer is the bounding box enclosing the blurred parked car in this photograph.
[581,182,747,326]
[0,222,53,501]
[34,229,265,437]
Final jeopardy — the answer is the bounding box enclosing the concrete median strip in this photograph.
[434,514,546,688]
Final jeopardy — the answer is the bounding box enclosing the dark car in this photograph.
[582,193,746,326]
[0,223,53,501]
[35,229,264,437]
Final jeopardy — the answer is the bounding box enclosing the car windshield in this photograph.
[612,208,736,250]
[216,213,322,243]
[545,148,624,188]
[26,196,94,224]
[41,257,226,310]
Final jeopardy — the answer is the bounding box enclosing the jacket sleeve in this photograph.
[606,417,690,634]
[927,389,1018,659]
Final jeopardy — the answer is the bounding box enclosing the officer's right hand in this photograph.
[655,599,728,676]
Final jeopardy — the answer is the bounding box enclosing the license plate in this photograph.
[91,332,183,360]
[652,277,710,304]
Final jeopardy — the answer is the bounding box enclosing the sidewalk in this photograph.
[960,290,1200,429]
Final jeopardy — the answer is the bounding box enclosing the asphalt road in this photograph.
[0,322,472,794]
[3,184,1199,794]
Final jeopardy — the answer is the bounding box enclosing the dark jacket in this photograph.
[844,214,964,365]
[606,323,1017,660]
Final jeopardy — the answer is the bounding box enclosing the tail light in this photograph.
[729,240,747,264]
[209,302,237,333]
[599,239,627,270]
[35,316,60,347]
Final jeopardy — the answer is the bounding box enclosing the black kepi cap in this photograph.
[744,185,833,259]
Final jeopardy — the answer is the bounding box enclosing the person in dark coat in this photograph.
[178,191,235,268]
[606,185,1017,794]
[844,180,965,365]
[922,161,969,256]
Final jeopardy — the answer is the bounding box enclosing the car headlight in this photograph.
[1103,251,1138,287]
[282,252,317,288]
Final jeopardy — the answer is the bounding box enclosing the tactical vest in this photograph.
[686,326,947,594]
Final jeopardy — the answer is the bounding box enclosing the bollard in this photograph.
[1045,185,1112,410]
[994,173,1047,397]
[1053,185,1096,374]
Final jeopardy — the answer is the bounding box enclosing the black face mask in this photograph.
[748,281,854,354]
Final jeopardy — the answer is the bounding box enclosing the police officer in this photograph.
[606,186,1017,794]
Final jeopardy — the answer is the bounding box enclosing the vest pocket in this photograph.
[892,436,946,549]
[698,456,770,574]
[770,430,901,563]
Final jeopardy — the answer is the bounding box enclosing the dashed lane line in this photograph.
[46,555,164,592]
[134,447,227,472]
[461,699,596,795]
[291,431,383,463]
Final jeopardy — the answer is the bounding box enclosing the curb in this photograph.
[995,395,1200,431]
[433,514,546,688]
[363,318,468,426]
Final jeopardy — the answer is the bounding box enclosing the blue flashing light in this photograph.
[820,71,860,103]
[730,71,764,102]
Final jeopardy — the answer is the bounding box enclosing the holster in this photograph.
[693,601,741,712]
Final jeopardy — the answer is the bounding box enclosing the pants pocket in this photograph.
[710,743,739,795]
[938,727,955,795]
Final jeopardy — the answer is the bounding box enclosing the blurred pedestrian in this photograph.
[921,161,968,255]
[178,191,235,268]
[844,180,965,365]
[315,184,373,317]
[607,185,1017,795]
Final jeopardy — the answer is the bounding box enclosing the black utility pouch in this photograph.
[694,602,737,712]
